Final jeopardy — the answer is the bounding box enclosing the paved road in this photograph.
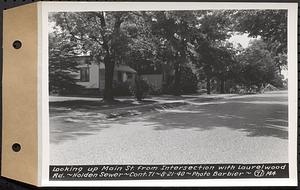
[50,91,288,165]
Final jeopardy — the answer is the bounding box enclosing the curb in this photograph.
[104,95,236,119]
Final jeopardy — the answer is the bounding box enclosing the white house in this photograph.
[70,56,137,92]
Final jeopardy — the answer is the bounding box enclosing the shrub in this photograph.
[162,66,198,95]
[148,84,162,95]
[132,77,150,101]
[49,73,84,95]
[113,81,133,96]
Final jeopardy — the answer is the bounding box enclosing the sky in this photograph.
[228,33,256,48]
[228,33,288,79]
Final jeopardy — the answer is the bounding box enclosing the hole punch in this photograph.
[12,143,21,152]
[12,40,22,49]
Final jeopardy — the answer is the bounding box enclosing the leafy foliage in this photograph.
[191,11,236,94]
[123,12,161,74]
[179,66,199,94]
[49,32,83,95]
[50,12,133,100]
[150,11,199,95]
[236,39,283,89]
[232,10,287,71]
[233,10,287,53]
[132,77,150,101]
[113,81,132,96]
[49,9,287,97]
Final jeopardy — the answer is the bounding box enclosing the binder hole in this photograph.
[13,40,22,49]
[12,143,21,152]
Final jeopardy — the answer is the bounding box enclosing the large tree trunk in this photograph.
[173,60,181,96]
[220,79,225,94]
[173,44,185,96]
[206,76,211,95]
[134,74,143,101]
[103,56,115,101]
[98,12,123,102]
[98,12,123,101]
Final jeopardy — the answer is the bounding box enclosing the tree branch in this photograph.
[62,13,83,42]
[96,12,111,56]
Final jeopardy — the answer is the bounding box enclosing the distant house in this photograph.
[69,56,137,93]
[137,60,165,92]
[65,56,189,95]
[141,74,163,91]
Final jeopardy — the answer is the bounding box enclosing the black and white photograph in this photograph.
[45,2,297,185]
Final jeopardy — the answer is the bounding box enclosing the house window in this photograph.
[80,67,90,82]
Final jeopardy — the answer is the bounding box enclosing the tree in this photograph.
[50,12,131,101]
[49,31,82,95]
[210,43,237,93]
[192,10,287,94]
[151,11,198,95]
[123,12,160,72]
[121,12,162,100]
[179,66,199,94]
[191,10,233,94]
[237,39,282,90]
[233,10,287,70]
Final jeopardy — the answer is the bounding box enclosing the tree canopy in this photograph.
[49,9,288,98]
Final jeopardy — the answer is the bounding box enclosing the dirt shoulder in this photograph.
[49,94,239,119]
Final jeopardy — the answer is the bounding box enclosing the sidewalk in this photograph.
[50,94,239,119]
[50,93,238,103]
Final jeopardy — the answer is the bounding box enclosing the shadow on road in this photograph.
[141,101,288,140]
[50,92,288,144]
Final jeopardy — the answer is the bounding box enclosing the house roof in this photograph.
[115,65,137,73]
[99,63,136,73]
[70,56,136,73]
